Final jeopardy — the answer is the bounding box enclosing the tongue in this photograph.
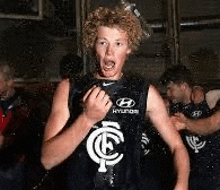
[104,61,115,70]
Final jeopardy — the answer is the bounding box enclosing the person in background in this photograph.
[170,87,220,135]
[0,62,50,189]
[41,6,189,190]
[160,64,220,190]
[173,109,220,135]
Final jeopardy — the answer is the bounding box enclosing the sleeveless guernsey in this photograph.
[170,100,220,190]
[56,73,149,190]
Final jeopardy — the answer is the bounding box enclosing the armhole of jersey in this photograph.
[139,79,149,118]
[68,78,75,112]
[144,82,150,112]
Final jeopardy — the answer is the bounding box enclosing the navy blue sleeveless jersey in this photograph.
[140,119,175,190]
[170,100,220,189]
[56,73,149,190]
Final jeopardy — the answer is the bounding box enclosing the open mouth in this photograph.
[103,60,115,71]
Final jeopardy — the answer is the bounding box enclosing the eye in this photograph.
[100,41,107,45]
[116,42,123,46]
[97,40,107,45]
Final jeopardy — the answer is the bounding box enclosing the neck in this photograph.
[94,72,123,81]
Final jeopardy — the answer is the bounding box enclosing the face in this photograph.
[94,26,131,80]
[166,82,185,103]
[0,73,13,99]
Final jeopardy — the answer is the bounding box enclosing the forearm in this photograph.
[173,144,190,190]
[186,111,220,135]
[41,113,94,170]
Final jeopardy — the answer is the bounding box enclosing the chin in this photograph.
[100,70,115,78]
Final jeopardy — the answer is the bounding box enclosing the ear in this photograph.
[181,82,188,90]
[126,48,131,54]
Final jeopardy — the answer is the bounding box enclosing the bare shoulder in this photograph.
[148,85,162,101]
[52,78,70,110]
[43,79,70,140]
[147,85,164,112]
[56,78,70,93]
[205,89,220,109]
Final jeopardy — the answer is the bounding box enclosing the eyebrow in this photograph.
[97,37,106,40]
[97,37,127,43]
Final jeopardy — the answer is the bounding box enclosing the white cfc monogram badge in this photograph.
[86,121,124,173]
[186,135,206,153]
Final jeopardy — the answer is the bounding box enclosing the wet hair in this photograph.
[59,53,83,79]
[83,6,144,52]
[160,65,194,87]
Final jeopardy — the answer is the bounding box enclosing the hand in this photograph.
[174,113,187,122]
[170,113,187,131]
[82,86,113,125]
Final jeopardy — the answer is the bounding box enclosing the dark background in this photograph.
[0,0,219,90]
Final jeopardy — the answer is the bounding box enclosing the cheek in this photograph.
[172,91,178,97]
[117,51,128,61]
[167,90,171,97]
[167,90,177,99]
[95,49,103,62]
[95,45,105,56]
[95,53,101,62]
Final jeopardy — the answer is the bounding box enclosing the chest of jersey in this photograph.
[67,75,148,188]
[170,101,220,176]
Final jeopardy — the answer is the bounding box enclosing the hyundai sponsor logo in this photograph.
[116,98,135,108]
[113,97,139,114]
[112,109,139,114]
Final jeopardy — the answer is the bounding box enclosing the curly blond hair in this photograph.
[83,6,144,52]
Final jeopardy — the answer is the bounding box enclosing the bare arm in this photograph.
[147,85,189,190]
[172,111,220,135]
[41,79,112,170]
[170,89,220,135]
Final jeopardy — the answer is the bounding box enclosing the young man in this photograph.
[160,64,220,190]
[41,7,189,190]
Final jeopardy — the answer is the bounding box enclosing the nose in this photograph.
[106,44,114,55]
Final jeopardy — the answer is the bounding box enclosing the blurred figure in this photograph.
[0,62,50,189]
[160,64,220,190]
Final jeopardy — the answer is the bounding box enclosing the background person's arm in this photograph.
[171,110,220,135]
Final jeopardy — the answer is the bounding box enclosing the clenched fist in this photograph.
[82,86,113,125]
